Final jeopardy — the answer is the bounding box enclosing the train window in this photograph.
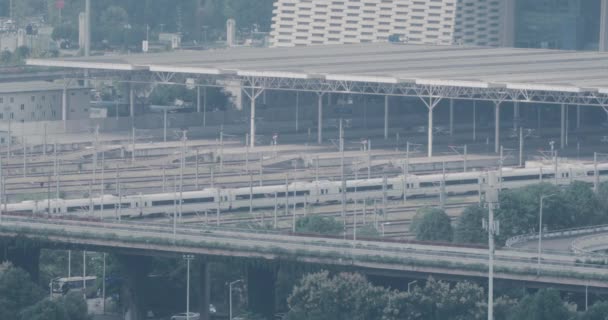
[420,182,435,188]
[502,175,538,182]
[152,200,175,206]
[295,190,310,196]
[182,197,214,204]
[347,185,383,192]
[67,207,83,212]
[445,179,478,186]
[601,170,608,176]
[541,174,555,179]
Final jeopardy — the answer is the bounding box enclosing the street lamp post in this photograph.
[183,255,195,320]
[407,280,417,293]
[538,194,557,274]
[229,279,243,320]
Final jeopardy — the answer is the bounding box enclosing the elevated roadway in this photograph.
[1,216,608,290]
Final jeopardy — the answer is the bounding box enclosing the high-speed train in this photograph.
[6,162,608,219]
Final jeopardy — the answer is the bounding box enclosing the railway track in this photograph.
[145,199,478,239]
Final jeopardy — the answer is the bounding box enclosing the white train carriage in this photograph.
[139,189,219,217]
[63,195,138,219]
[229,181,316,210]
[314,180,339,204]
[5,161,608,220]
[343,177,397,202]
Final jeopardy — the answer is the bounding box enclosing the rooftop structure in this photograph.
[26,42,608,156]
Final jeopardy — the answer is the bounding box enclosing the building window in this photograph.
[9,98,13,103]
[20,104,24,110]
[31,96,35,102]
[0,114,3,119]
[0,98,3,103]
[10,113,13,119]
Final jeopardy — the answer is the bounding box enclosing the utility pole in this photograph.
[22,133,26,178]
[219,125,224,172]
[340,119,346,226]
[93,125,99,184]
[100,150,105,221]
[43,123,47,157]
[195,149,199,189]
[519,127,524,167]
[163,108,167,142]
[54,141,59,200]
[483,182,500,320]
[179,130,187,220]
[131,126,135,165]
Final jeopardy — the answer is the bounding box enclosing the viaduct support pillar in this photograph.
[384,95,389,140]
[317,93,324,144]
[116,254,152,320]
[198,262,211,320]
[601,0,608,51]
[494,102,501,153]
[247,265,277,319]
[0,242,40,282]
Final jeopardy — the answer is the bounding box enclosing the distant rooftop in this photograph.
[0,81,85,94]
[26,42,608,93]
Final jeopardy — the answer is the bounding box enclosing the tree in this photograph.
[494,183,566,243]
[389,278,486,320]
[581,301,608,320]
[410,207,453,242]
[286,271,390,320]
[295,215,343,236]
[0,50,12,65]
[454,204,488,244]
[19,298,69,320]
[562,181,605,226]
[0,263,45,317]
[223,0,275,32]
[61,292,89,320]
[356,224,380,238]
[507,289,572,320]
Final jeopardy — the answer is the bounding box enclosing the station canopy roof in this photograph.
[26,43,608,94]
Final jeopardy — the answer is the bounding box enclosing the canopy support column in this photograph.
[576,105,581,129]
[494,102,501,154]
[513,102,519,130]
[561,104,566,149]
[243,87,265,149]
[416,90,442,158]
[384,95,389,140]
[295,91,300,133]
[317,93,324,144]
[61,81,68,129]
[196,86,201,113]
[449,99,454,136]
[129,84,135,118]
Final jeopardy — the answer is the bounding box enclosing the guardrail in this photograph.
[4,215,608,273]
[505,224,608,248]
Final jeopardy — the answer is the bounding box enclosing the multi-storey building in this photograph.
[270,0,508,47]
[0,81,90,123]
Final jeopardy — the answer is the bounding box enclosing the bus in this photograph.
[50,276,97,299]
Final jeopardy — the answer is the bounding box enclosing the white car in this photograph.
[171,312,200,320]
